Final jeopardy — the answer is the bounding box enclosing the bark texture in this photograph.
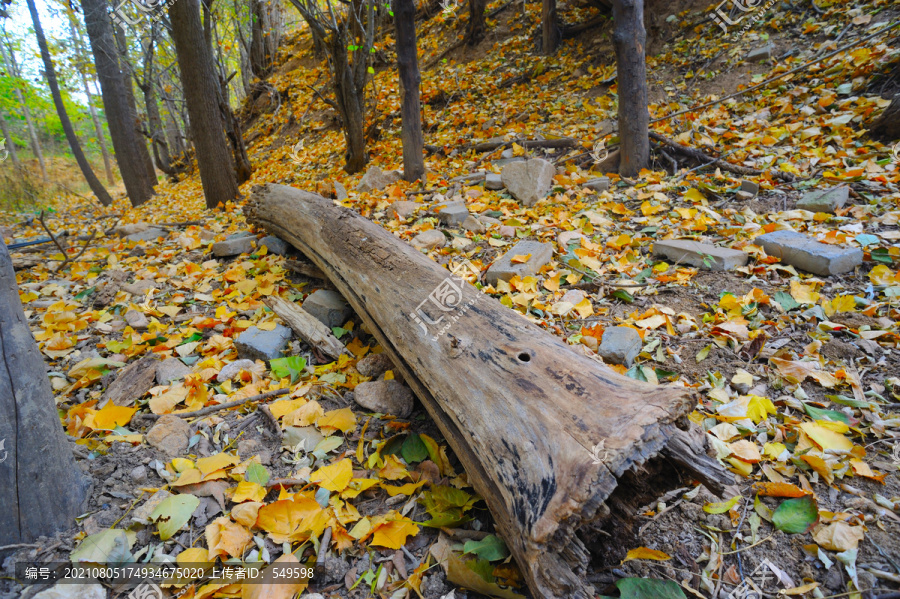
[26,0,112,206]
[870,93,900,141]
[0,240,89,545]
[465,0,487,45]
[169,0,241,208]
[612,0,649,176]
[245,185,730,599]
[393,0,425,182]
[542,0,560,54]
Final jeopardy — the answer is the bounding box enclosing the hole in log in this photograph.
[517,352,531,363]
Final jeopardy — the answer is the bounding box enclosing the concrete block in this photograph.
[756,230,863,276]
[235,324,292,360]
[212,236,255,257]
[433,201,469,226]
[653,239,748,271]
[485,240,554,285]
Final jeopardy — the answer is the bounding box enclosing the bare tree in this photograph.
[25,0,112,206]
[612,0,648,176]
[80,0,155,206]
[288,0,376,173]
[169,0,241,208]
[393,0,424,181]
[249,0,283,78]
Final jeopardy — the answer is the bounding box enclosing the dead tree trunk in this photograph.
[26,0,113,206]
[542,0,560,54]
[0,240,89,546]
[169,0,241,208]
[245,184,731,599]
[465,0,486,45]
[393,0,425,182]
[612,0,649,176]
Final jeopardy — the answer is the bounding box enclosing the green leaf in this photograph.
[614,578,687,599]
[74,286,96,300]
[270,356,307,383]
[772,291,800,311]
[149,494,200,541]
[611,289,634,303]
[827,394,871,409]
[624,365,648,382]
[772,495,818,534]
[466,557,495,583]
[695,344,711,362]
[178,332,204,345]
[319,372,346,385]
[401,433,429,464]
[367,66,375,74]
[331,326,349,339]
[463,534,510,562]
[803,403,852,425]
[246,463,270,486]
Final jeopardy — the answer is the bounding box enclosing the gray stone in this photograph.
[796,186,849,213]
[228,231,255,239]
[492,157,525,168]
[498,225,516,238]
[584,177,610,192]
[485,173,504,190]
[449,172,485,184]
[736,191,755,201]
[652,240,749,271]
[0,225,14,239]
[501,149,514,159]
[130,465,148,484]
[357,165,401,192]
[302,289,353,328]
[411,229,446,250]
[235,324,292,360]
[217,359,259,382]
[156,357,192,384]
[451,236,474,251]
[199,228,217,241]
[283,426,325,450]
[354,380,414,418]
[132,489,172,523]
[462,215,486,233]
[745,43,774,62]
[146,415,191,456]
[756,230,863,276]
[501,158,556,206]
[121,279,155,296]
[485,240,554,285]
[599,327,642,366]
[212,236,256,257]
[389,200,421,220]
[559,289,587,305]
[334,181,349,200]
[357,353,395,378]
[558,230,586,248]
[740,180,759,196]
[478,215,502,226]
[125,309,149,330]
[433,201,469,226]
[126,227,167,243]
[260,235,289,255]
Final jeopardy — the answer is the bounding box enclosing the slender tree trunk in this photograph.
[393,0,425,181]
[169,0,241,208]
[465,0,487,45]
[66,13,116,186]
[542,0,560,54]
[0,43,47,180]
[25,0,112,206]
[80,0,154,206]
[0,113,22,170]
[612,0,648,176]
[0,245,90,545]
[249,0,281,78]
[332,36,368,173]
[112,23,157,183]
[139,31,173,175]
[161,85,186,156]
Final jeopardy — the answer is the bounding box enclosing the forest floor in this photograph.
[2,0,900,598]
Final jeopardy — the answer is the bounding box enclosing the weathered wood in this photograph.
[263,296,350,359]
[246,185,728,598]
[0,241,89,545]
[101,355,159,407]
[612,0,649,176]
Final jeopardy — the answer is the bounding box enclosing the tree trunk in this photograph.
[26,0,113,206]
[245,185,731,599]
[139,30,174,175]
[465,0,487,45]
[169,0,241,208]
[0,113,22,170]
[249,0,281,78]
[870,93,900,141]
[393,0,425,182]
[66,11,116,186]
[112,23,157,183]
[331,34,368,173]
[80,0,155,207]
[0,240,90,546]
[0,42,47,181]
[612,0,649,176]
[542,0,560,54]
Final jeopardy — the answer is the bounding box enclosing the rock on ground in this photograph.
[501,158,555,206]
[235,324,292,360]
[485,240,554,285]
[745,43,774,62]
[652,239,748,271]
[259,235,289,255]
[389,201,420,220]
[755,230,863,276]
[125,309,149,330]
[212,236,256,257]
[357,165,401,192]
[411,229,446,250]
[334,181,349,200]
[217,359,259,382]
[101,355,158,406]
[356,353,395,378]
[462,215,485,233]
[796,186,849,213]
[599,327,642,366]
[146,414,191,456]
[302,289,353,328]
[156,357,192,384]
[433,201,469,226]
[584,177,610,192]
[485,173,504,190]
[354,380,414,418]
[125,228,167,243]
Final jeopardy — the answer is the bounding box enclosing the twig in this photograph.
[140,388,291,421]
[650,132,795,182]
[55,231,97,273]
[0,543,40,552]
[37,210,67,257]
[317,527,332,560]
[259,404,281,436]
[266,478,307,489]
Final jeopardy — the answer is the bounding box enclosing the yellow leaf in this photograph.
[177,547,210,566]
[257,321,277,331]
[197,453,240,478]
[746,395,776,424]
[170,468,202,487]
[317,408,357,434]
[90,403,136,430]
[510,254,531,264]
[232,481,267,503]
[790,280,820,304]
[205,516,252,559]
[511,142,525,157]
[284,400,324,426]
[269,398,308,420]
[763,442,787,460]
[703,496,741,514]
[241,553,308,599]
[158,305,181,318]
[231,502,263,527]
[622,547,672,563]
[728,440,761,463]
[377,455,409,481]
[256,496,324,543]
[799,422,853,452]
[781,582,819,596]
[310,458,353,492]
[171,458,195,473]
[811,521,864,551]
[381,480,427,496]
[370,515,419,549]
[683,189,705,203]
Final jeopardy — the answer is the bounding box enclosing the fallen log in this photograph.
[245,184,730,599]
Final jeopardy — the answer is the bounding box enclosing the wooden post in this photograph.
[0,240,89,546]
[612,0,649,176]
[393,0,426,181]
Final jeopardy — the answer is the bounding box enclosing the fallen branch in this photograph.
[649,132,795,182]
[263,296,350,359]
[55,231,97,273]
[470,137,580,152]
[139,388,291,422]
